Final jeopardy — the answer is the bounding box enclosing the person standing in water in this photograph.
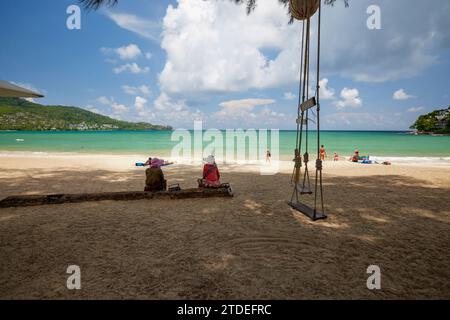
[320,145,327,161]
[333,152,339,161]
[266,150,272,163]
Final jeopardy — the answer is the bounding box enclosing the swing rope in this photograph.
[289,0,326,221]
[314,0,325,214]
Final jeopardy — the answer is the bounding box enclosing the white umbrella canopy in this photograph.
[0,80,44,98]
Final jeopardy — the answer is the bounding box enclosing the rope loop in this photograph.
[303,152,309,163]
[316,159,323,171]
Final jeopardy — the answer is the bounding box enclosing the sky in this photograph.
[0,0,449,130]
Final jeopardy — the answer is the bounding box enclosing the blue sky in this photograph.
[1,0,449,130]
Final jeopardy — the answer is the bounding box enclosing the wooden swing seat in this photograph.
[288,201,327,221]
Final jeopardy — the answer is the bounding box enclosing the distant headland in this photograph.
[0,98,172,131]
[410,106,450,135]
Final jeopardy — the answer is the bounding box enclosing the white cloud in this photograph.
[134,96,148,110]
[284,92,296,100]
[115,44,142,60]
[319,78,335,100]
[322,1,450,82]
[97,96,112,105]
[335,88,362,109]
[134,92,203,127]
[213,98,287,127]
[111,102,129,114]
[105,12,161,41]
[101,44,142,60]
[158,0,450,93]
[154,92,188,112]
[159,0,302,94]
[218,99,275,111]
[113,63,150,74]
[145,52,152,60]
[393,89,415,100]
[95,97,129,115]
[122,85,151,97]
[407,106,424,113]
[85,105,102,114]
[291,78,335,102]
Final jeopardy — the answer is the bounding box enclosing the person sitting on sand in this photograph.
[351,150,360,163]
[144,158,167,192]
[320,145,327,161]
[198,155,221,188]
[333,152,339,162]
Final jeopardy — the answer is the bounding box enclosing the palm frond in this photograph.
[79,0,118,11]
[233,0,348,23]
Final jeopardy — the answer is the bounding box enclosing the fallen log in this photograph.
[0,187,233,208]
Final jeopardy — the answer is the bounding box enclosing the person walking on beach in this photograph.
[266,150,272,163]
[320,145,327,161]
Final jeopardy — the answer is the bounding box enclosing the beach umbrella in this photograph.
[0,80,44,98]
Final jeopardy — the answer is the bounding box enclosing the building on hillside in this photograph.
[435,109,449,130]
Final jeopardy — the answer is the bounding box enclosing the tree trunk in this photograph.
[0,187,233,208]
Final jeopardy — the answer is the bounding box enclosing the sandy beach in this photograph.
[0,153,449,299]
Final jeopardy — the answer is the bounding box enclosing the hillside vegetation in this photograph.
[0,98,172,131]
[410,106,450,134]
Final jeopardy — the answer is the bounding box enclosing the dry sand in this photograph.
[0,153,449,299]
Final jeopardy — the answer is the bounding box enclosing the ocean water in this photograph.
[0,130,449,163]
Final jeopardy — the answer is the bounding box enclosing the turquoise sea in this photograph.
[0,130,449,163]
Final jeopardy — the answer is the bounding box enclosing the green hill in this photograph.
[410,106,450,134]
[0,98,172,131]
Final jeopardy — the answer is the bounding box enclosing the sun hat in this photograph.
[203,155,216,164]
[150,158,163,168]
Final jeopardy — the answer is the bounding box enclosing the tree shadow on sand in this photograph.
[0,167,449,299]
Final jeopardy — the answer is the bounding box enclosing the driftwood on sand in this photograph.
[0,187,234,208]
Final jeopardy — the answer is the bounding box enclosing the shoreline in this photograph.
[0,151,450,173]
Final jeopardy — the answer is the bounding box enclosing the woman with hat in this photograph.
[198,155,221,188]
[144,158,167,192]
